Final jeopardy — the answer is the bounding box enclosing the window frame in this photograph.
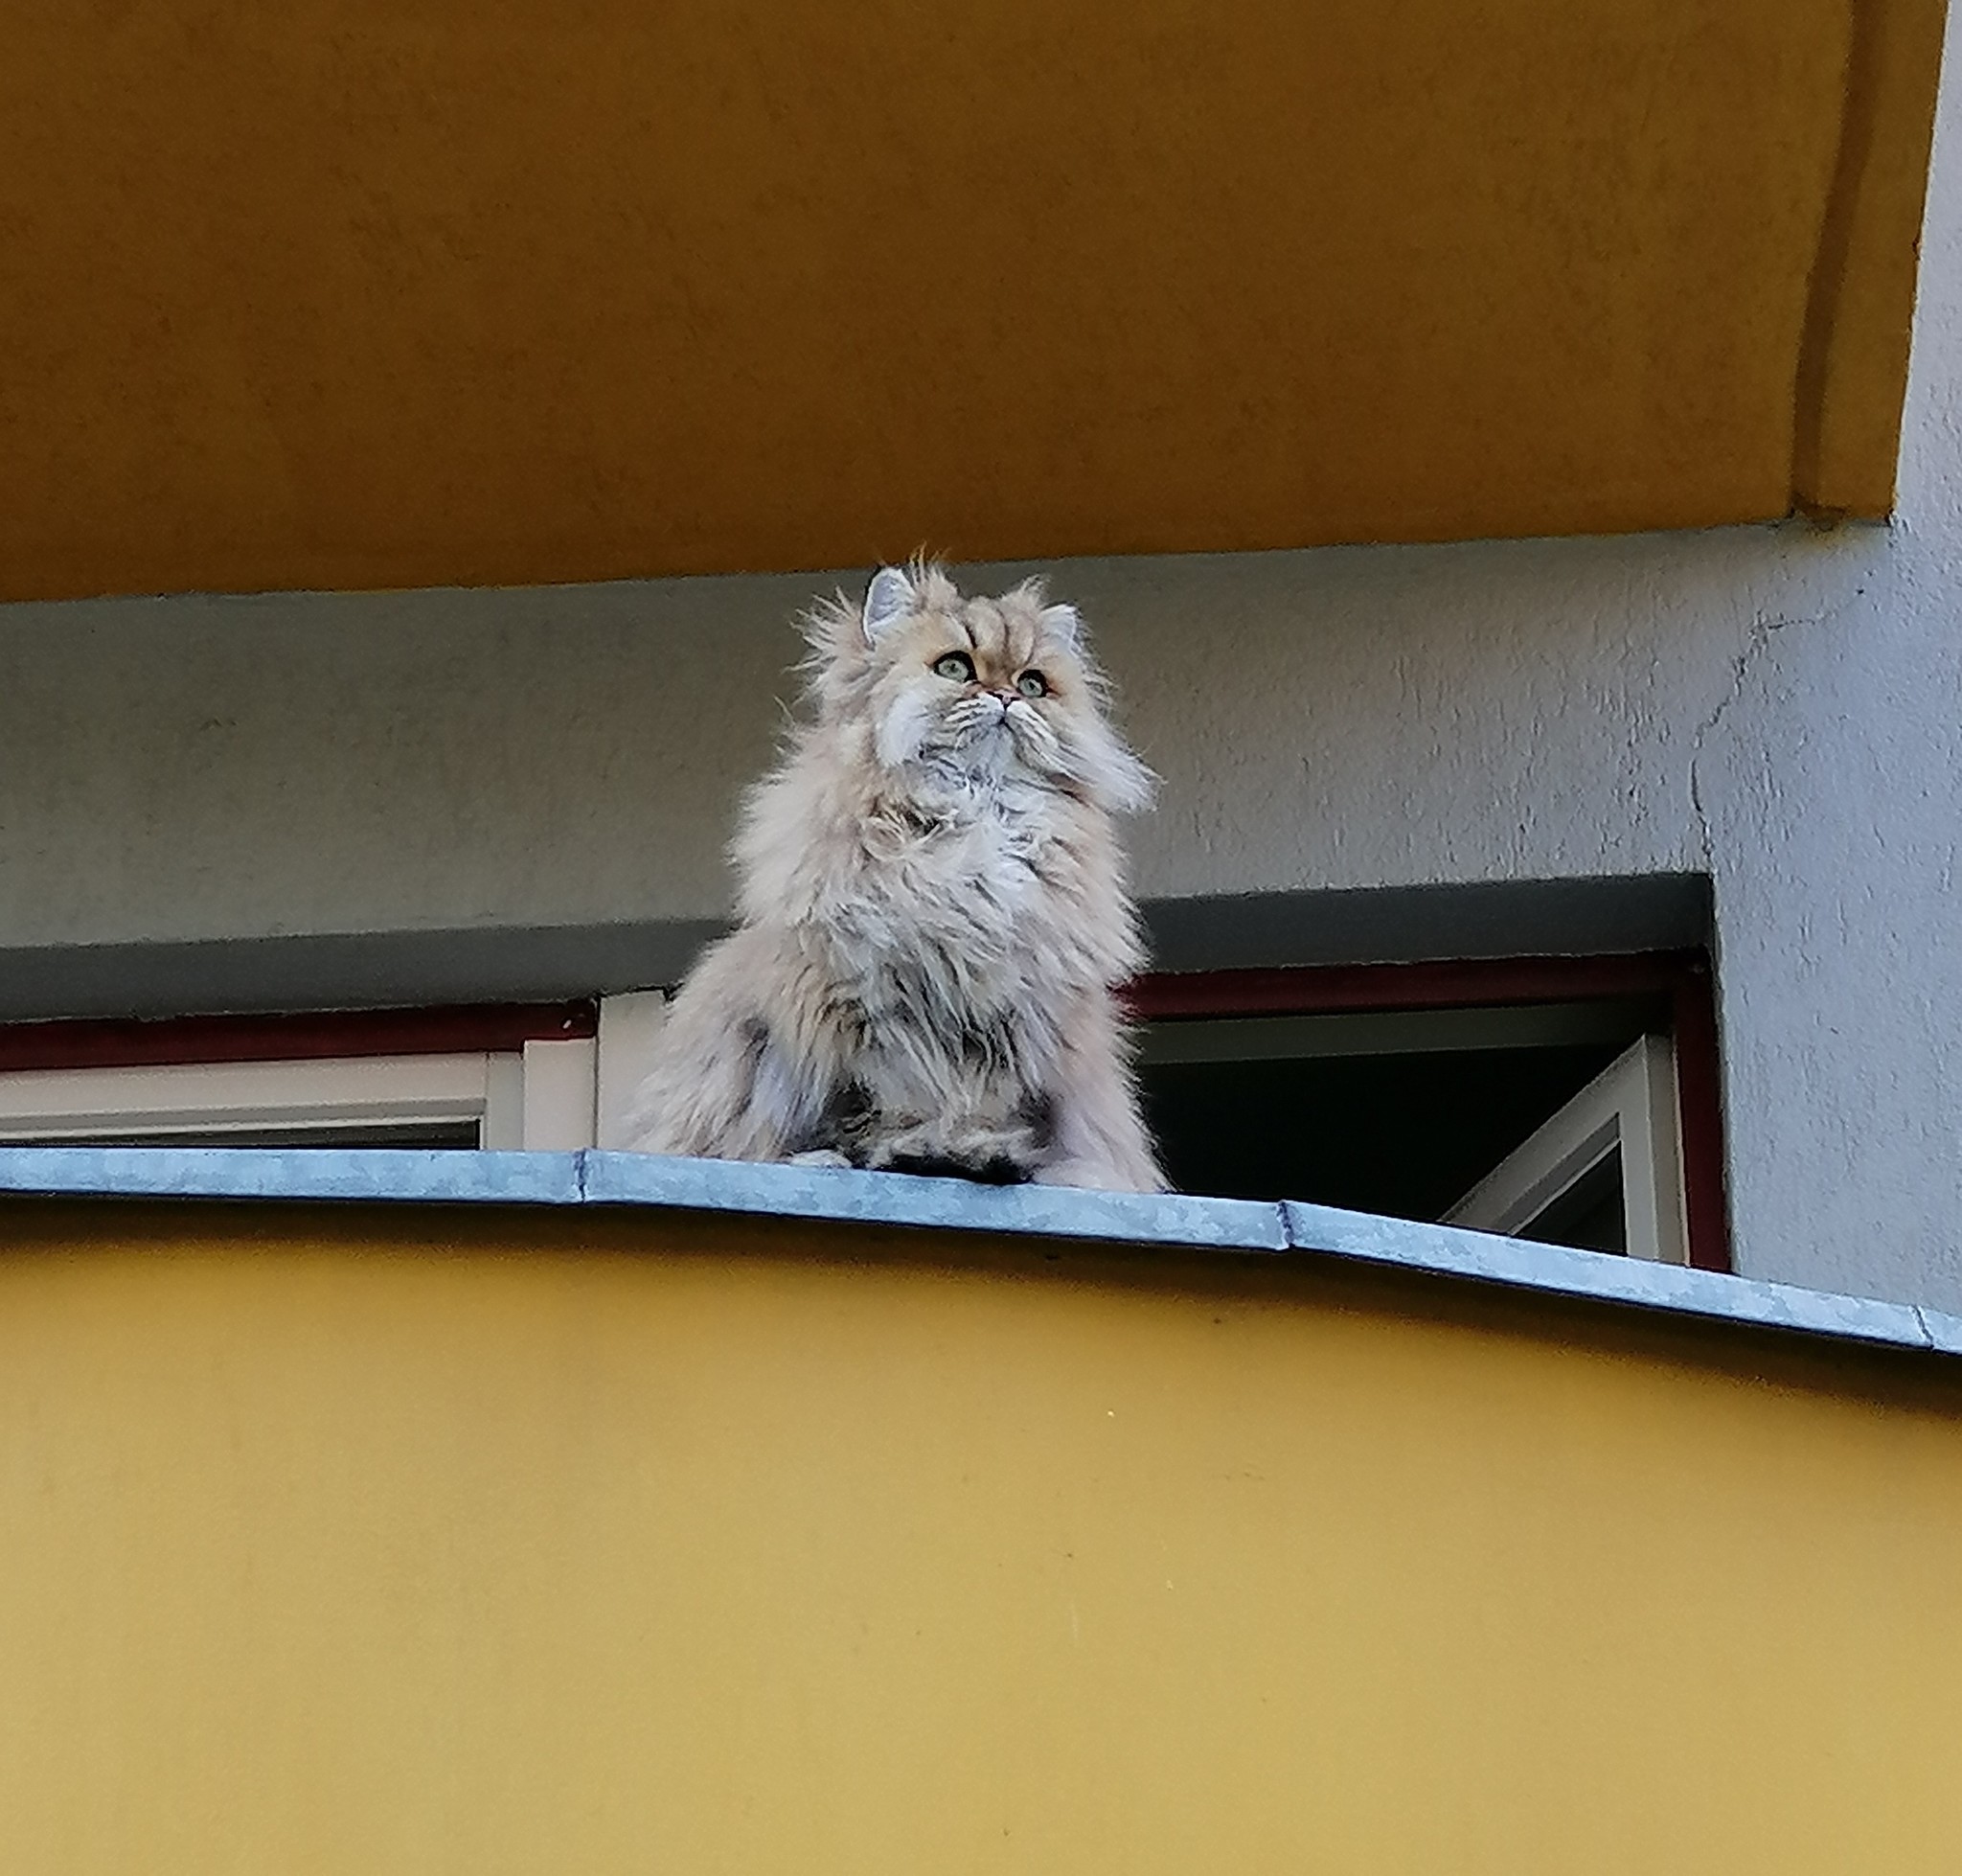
[0,997,671,1153]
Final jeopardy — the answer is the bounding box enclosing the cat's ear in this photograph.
[1039,603,1084,654]
[861,566,917,644]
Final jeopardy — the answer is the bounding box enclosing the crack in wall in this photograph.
[1687,609,1817,872]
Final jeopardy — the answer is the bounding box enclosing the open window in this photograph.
[1130,953,1727,1270]
[0,953,1726,1270]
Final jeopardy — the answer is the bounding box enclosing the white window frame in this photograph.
[0,992,669,1154]
[1442,1034,1689,1265]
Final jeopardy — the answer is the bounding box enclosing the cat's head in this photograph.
[803,564,1154,813]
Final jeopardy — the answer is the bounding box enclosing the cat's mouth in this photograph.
[924,696,1060,784]
[945,698,1015,745]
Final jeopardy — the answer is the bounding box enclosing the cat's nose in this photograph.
[990,688,1016,706]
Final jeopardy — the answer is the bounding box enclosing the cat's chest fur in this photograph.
[825,784,1076,1010]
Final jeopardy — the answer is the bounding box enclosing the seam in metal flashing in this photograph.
[0,1145,1946,1361]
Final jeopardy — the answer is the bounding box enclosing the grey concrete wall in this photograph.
[0,535,1768,948]
[4,34,1960,1308]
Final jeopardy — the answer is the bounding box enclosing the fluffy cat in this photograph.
[627,562,1165,1191]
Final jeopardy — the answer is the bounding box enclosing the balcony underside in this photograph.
[0,0,1947,599]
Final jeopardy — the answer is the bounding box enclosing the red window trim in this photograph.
[1128,953,1731,1274]
[1125,953,1700,1020]
[0,1001,597,1074]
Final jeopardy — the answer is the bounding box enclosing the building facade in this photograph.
[6,1,1962,1305]
[4,7,1962,1866]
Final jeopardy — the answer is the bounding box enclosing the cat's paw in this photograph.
[787,1148,854,1170]
[1031,1156,1168,1194]
[879,1150,1033,1185]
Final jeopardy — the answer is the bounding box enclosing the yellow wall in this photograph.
[3,1201,1961,1872]
[0,0,1944,600]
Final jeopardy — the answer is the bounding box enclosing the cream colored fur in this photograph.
[627,564,1165,1191]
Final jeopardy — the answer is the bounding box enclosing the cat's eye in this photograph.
[933,652,976,682]
[1015,671,1050,698]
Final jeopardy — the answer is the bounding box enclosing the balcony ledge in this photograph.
[0,1144,1954,1362]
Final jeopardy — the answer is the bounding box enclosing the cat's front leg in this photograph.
[627,929,846,1162]
[1029,995,1167,1193]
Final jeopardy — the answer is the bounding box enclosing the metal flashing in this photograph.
[0,1145,583,1210]
[1279,1201,1937,1353]
[579,1150,1290,1252]
[0,1144,1946,1361]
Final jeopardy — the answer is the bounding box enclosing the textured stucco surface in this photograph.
[0,535,1774,944]
[4,33,1962,1308]
[0,0,1942,597]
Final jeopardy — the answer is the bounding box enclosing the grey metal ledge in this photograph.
[579,1150,1289,1251]
[1278,1200,1954,1358]
[0,1144,1952,1362]
[0,1145,585,1210]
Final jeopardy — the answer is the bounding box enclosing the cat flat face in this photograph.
[869,588,1078,781]
[822,566,1152,812]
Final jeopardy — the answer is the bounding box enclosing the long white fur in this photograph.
[627,564,1165,1191]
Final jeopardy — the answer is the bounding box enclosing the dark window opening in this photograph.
[1130,954,1726,1270]
[1143,1040,1630,1219]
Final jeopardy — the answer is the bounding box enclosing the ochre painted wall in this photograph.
[3,1200,1960,1871]
[0,0,1944,600]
